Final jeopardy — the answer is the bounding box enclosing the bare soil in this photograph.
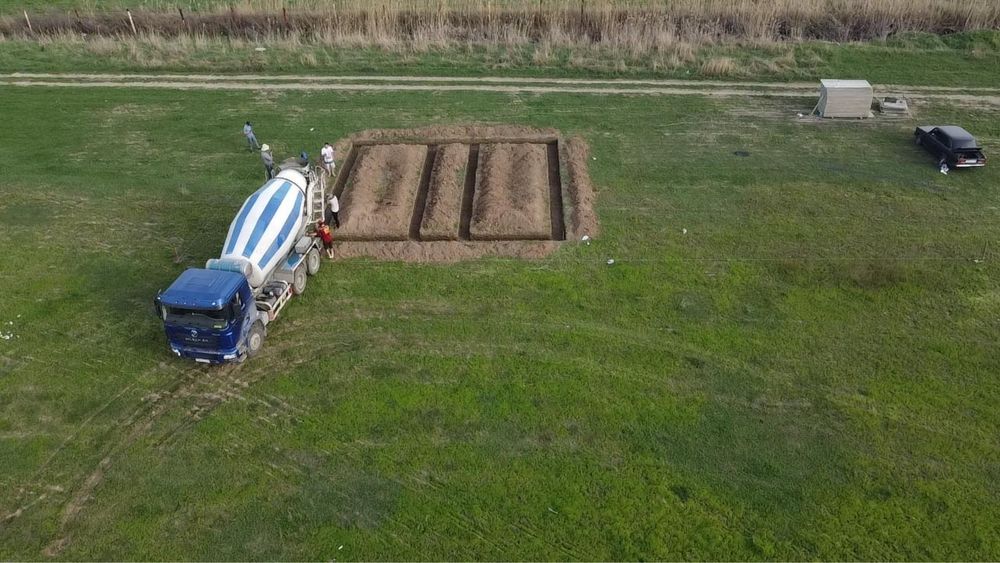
[323,125,598,261]
[562,136,600,240]
[349,124,560,145]
[337,144,426,241]
[470,143,552,240]
[420,143,469,241]
[330,240,561,263]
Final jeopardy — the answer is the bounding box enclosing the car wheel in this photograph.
[292,265,308,295]
[306,248,321,276]
[246,322,266,357]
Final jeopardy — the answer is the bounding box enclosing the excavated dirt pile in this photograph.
[328,125,598,262]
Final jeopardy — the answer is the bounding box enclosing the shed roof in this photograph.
[820,79,872,89]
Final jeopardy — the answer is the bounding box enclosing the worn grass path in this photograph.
[3,72,1000,105]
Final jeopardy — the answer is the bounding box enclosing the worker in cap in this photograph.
[260,144,274,180]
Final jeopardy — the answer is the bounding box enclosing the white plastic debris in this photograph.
[940,163,949,175]
[254,47,267,52]
[797,113,804,118]
[338,546,344,550]
[581,235,591,245]
[682,228,688,235]
[310,128,315,131]
[607,258,615,265]
[592,157,597,161]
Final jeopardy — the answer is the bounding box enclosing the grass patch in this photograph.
[0,82,999,560]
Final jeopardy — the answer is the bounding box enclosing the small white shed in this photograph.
[815,79,874,118]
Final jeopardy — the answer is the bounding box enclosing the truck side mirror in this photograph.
[153,292,164,319]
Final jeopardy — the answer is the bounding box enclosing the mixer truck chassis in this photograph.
[155,160,328,363]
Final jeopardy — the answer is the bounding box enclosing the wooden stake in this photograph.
[178,6,185,24]
[127,8,137,34]
[23,10,32,33]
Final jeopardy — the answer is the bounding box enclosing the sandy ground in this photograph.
[420,143,469,241]
[321,126,598,261]
[562,137,600,241]
[337,144,426,241]
[471,143,552,240]
[330,240,562,262]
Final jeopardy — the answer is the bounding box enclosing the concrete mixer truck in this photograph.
[154,160,328,363]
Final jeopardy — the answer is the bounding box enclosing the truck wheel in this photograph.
[246,322,266,358]
[306,248,321,275]
[292,265,308,295]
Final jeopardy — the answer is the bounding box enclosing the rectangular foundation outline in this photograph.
[335,140,568,243]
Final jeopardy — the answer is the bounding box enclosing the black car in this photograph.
[914,125,986,169]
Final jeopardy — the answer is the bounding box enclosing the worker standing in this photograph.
[316,220,334,258]
[326,194,340,229]
[261,144,275,180]
[243,121,260,152]
[320,142,336,176]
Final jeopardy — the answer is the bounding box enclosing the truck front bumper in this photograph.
[169,343,242,364]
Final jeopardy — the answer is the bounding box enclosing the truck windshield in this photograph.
[164,305,233,329]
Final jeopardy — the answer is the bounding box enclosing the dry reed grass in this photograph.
[2,0,998,48]
[0,0,996,76]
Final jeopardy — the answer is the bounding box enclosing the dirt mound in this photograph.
[420,143,469,241]
[327,125,597,262]
[471,143,551,240]
[331,240,561,263]
[562,136,600,240]
[337,144,425,240]
[349,124,560,145]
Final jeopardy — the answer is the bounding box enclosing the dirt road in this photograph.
[2,72,999,104]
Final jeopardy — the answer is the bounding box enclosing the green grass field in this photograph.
[1,78,999,559]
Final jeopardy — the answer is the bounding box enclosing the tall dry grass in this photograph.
[0,0,996,76]
[2,0,998,47]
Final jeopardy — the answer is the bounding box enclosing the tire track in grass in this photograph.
[40,360,257,556]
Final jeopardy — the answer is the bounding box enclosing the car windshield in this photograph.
[163,305,233,329]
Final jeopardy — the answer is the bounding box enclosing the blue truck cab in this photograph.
[156,269,260,363]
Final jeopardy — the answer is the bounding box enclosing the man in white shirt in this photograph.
[326,194,340,228]
[243,121,260,151]
[320,142,335,175]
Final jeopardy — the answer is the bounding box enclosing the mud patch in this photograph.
[329,125,598,262]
